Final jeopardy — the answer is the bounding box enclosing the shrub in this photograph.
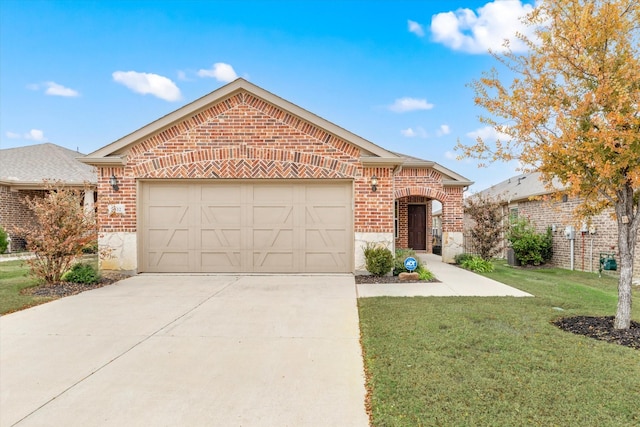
[507,217,553,266]
[460,255,495,273]
[416,264,434,281]
[363,243,394,276]
[62,263,100,284]
[454,253,475,265]
[0,226,8,254]
[82,239,99,254]
[464,193,507,260]
[393,248,423,275]
[13,183,97,284]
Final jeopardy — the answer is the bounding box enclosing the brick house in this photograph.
[81,79,471,274]
[465,171,640,282]
[0,143,97,252]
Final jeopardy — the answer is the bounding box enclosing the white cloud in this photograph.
[176,70,189,81]
[408,20,425,37]
[112,71,182,101]
[437,124,451,136]
[197,62,238,83]
[388,97,434,113]
[430,0,536,54]
[401,127,428,138]
[466,125,511,142]
[44,81,79,97]
[444,151,457,160]
[25,129,46,141]
[7,129,47,141]
[26,81,80,97]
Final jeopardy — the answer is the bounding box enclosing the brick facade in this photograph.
[88,80,469,271]
[0,186,46,251]
[515,197,640,277]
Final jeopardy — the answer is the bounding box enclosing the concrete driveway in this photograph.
[1,275,368,427]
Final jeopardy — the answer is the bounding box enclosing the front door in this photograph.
[408,205,426,250]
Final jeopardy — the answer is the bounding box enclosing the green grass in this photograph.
[359,261,640,426]
[0,260,51,314]
[0,256,99,315]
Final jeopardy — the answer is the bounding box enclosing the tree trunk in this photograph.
[614,185,638,330]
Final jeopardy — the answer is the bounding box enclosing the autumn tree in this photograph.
[457,0,640,329]
[465,193,508,260]
[14,183,97,285]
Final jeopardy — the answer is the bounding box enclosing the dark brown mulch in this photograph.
[21,275,128,298]
[553,316,640,350]
[354,275,439,284]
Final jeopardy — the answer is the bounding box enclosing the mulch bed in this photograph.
[354,275,439,284]
[21,274,128,298]
[553,316,640,350]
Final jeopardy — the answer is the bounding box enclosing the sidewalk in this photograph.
[356,253,533,298]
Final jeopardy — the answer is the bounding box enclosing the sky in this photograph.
[0,0,538,193]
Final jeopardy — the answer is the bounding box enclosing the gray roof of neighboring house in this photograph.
[471,171,564,203]
[0,143,97,187]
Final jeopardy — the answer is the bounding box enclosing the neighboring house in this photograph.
[0,143,97,252]
[81,79,472,274]
[466,171,640,281]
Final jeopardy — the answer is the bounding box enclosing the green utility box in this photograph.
[599,253,617,274]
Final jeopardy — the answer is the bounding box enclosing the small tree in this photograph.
[465,193,508,260]
[457,0,640,329]
[14,183,97,285]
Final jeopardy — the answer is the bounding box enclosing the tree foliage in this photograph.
[465,193,508,260]
[457,0,640,328]
[14,184,97,285]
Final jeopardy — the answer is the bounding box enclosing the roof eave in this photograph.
[360,157,405,167]
[79,156,127,167]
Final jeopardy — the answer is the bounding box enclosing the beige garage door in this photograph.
[140,180,353,273]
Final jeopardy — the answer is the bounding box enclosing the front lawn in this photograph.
[359,262,640,426]
[0,260,50,314]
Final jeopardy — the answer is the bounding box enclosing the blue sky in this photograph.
[0,0,537,192]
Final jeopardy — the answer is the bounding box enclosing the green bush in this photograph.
[454,253,475,265]
[393,248,423,275]
[363,243,394,276]
[62,263,100,284]
[0,226,8,254]
[507,218,553,266]
[460,255,495,273]
[82,239,99,254]
[416,264,434,281]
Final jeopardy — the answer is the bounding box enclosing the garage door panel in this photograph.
[149,251,191,271]
[201,229,240,248]
[141,181,352,273]
[201,206,241,224]
[253,252,294,271]
[201,251,241,269]
[305,253,347,271]
[148,229,189,248]
[200,185,242,202]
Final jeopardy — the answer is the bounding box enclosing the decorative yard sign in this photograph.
[404,257,418,272]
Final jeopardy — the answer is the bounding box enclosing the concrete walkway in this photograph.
[1,275,368,427]
[357,253,532,298]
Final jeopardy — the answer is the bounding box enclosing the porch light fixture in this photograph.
[371,175,378,192]
[109,175,119,191]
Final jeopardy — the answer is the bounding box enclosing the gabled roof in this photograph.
[393,151,473,187]
[472,171,564,203]
[0,143,97,189]
[82,78,401,166]
[80,78,472,188]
